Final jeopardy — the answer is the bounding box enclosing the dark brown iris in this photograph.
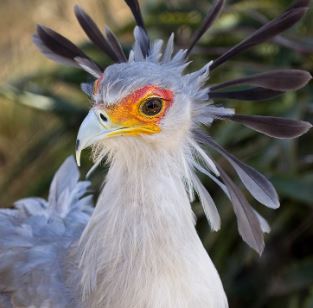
[140,98,163,116]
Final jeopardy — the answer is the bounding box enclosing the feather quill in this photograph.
[133,26,150,58]
[192,173,221,231]
[210,87,283,101]
[104,26,127,62]
[187,0,225,55]
[33,25,102,75]
[74,5,124,63]
[210,0,309,70]
[194,131,280,209]
[162,33,175,63]
[75,57,102,78]
[221,114,312,138]
[211,69,312,91]
[124,0,146,31]
[194,161,271,235]
[217,166,265,255]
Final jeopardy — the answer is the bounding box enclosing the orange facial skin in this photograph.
[97,85,174,137]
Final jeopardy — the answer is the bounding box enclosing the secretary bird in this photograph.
[0,0,311,307]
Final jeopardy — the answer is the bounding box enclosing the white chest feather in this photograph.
[78,139,228,308]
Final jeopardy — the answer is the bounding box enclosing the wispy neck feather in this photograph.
[78,138,228,308]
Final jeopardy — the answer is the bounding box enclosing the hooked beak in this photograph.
[75,108,119,166]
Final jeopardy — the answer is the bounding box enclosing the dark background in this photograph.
[0,0,312,307]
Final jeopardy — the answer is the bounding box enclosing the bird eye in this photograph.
[99,112,108,123]
[140,98,163,116]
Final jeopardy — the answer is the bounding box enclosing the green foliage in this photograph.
[0,0,312,307]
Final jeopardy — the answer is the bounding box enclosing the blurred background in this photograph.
[0,0,312,307]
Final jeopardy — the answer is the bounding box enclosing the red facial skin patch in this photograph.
[97,85,174,136]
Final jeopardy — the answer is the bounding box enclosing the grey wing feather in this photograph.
[0,156,93,307]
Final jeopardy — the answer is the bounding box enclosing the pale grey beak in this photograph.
[75,108,114,166]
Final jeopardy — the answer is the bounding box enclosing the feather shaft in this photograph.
[210,1,309,70]
[187,0,225,55]
[194,131,280,209]
[221,114,312,138]
[217,165,265,255]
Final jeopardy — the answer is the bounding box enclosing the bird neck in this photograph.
[78,139,227,307]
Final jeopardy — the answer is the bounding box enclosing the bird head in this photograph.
[33,0,312,254]
[75,57,201,165]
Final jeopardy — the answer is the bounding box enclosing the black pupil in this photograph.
[100,113,107,122]
[142,98,162,116]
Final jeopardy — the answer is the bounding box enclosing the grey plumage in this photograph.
[217,166,265,255]
[0,157,93,307]
[194,132,280,210]
[1,0,311,306]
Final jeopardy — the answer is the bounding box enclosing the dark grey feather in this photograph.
[74,57,102,78]
[104,26,127,62]
[248,7,313,54]
[221,114,312,138]
[187,0,225,55]
[210,1,309,70]
[217,165,265,255]
[288,0,310,10]
[210,87,283,101]
[33,25,101,72]
[74,5,124,62]
[194,131,280,209]
[194,161,272,235]
[36,25,87,59]
[124,0,146,31]
[33,34,80,67]
[123,0,151,57]
[211,69,312,91]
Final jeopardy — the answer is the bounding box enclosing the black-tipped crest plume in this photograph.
[194,131,280,210]
[210,69,312,101]
[221,114,312,139]
[74,5,126,63]
[104,26,127,62]
[124,0,150,57]
[210,0,309,70]
[187,0,225,55]
[211,70,312,91]
[124,0,146,31]
[33,25,102,75]
[210,87,283,101]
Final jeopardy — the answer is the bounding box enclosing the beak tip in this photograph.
[75,152,81,167]
[75,139,81,167]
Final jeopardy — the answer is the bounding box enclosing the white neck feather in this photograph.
[78,137,228,308]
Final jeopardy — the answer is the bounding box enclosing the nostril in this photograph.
[99,113,108,122]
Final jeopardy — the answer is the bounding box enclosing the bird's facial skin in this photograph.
[76,84,174,165]
[101,85,174,137]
